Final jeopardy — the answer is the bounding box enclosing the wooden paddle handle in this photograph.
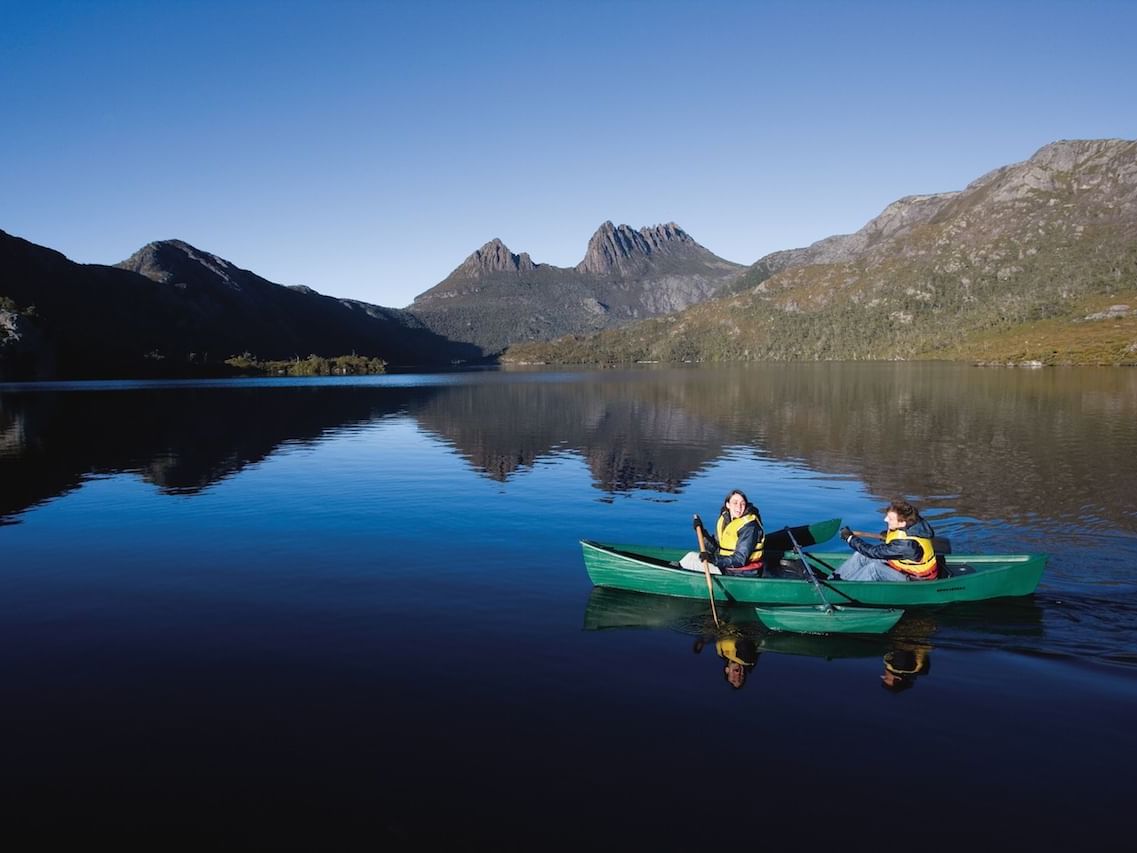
[695,519,719,626]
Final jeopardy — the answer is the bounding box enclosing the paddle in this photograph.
[791,550,865,605]
[694,515,720,627]
[853,530,953,553]
[785,526,835,614]
[770,526,904,634]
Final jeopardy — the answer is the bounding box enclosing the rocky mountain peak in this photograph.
[962,138,1137,208]
[457,238,536,277]
[859,193,959,242]
[575,221,697,276]
[118,239,239,285]
[1029,138,1134,172]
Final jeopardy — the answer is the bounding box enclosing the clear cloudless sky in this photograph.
[2,0,1135,308]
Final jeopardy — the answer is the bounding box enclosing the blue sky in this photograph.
[3,0,1135,309]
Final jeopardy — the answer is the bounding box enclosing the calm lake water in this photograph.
[2,363,1135,846]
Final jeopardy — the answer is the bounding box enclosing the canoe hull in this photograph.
[754,605,904,635]
[581,531,1047,607]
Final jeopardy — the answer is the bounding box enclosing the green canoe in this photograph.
[754,605,904,635]
[581,519,1047,607]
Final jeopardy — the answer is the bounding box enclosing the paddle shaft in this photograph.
[854,530,952,554]
[695,520,720,626]
[785,527,834,613]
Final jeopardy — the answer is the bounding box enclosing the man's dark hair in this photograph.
[881,674,916,693]
[887,500,920,524]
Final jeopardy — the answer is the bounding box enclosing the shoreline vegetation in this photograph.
[501,290,1137,369]
[224,353,387,377]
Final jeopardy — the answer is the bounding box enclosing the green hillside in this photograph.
[504,139,1137,367]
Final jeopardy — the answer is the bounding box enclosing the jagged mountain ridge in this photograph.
[408,221,745,356]
[507,138,1137,365]
[0,231,478,379]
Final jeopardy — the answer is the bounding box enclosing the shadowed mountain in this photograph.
[407,222,745,356]
[506,139,1137,365]
[0,232,479,379]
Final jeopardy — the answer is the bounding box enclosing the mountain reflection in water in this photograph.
[3,363,1136,531]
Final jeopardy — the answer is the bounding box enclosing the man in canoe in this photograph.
[678,489,766,576]
[833,499,939,581]
[881,646,931,692]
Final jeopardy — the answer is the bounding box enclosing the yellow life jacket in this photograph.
[716,512,765,564]
[884,647,929,676]
[884,529,938,579]
[715,637,758,667]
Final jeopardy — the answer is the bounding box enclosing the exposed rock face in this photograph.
[454,238,536,277]
[736,139,1137,294]
[575,221,700,276]
[119,240,244,287]
[410,221,744,355]
[738,193,960,288]
[0,308,21,342]
[0,307,48,378]
[735,138,1137,296]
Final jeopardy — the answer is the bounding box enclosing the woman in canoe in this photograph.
[834,499,939,581]
[693,633,760,690]
[678,489,766,576]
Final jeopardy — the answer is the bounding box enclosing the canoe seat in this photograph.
[932,538,953,578]
[939,562,977,578]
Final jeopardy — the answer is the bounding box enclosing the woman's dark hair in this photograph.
[723,664,751,690]
[721,489,761,524]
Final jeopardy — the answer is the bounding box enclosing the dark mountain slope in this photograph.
[0,233,477,379]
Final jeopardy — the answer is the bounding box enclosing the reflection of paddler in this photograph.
[693,634,760,690]
[881,646,931,692]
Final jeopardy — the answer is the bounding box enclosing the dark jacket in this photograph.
[704,506,765,570]
[847,516,936,563]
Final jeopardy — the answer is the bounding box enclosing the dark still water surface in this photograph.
[2,363,1135,846]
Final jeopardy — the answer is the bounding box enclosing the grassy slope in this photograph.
[921,290,1137,365]
[504,192,1137,367]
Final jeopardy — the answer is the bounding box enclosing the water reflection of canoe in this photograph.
[582,586,886,660]
[581,586,757,632]
[583,586,1047,661]
[581,521,1047,607]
